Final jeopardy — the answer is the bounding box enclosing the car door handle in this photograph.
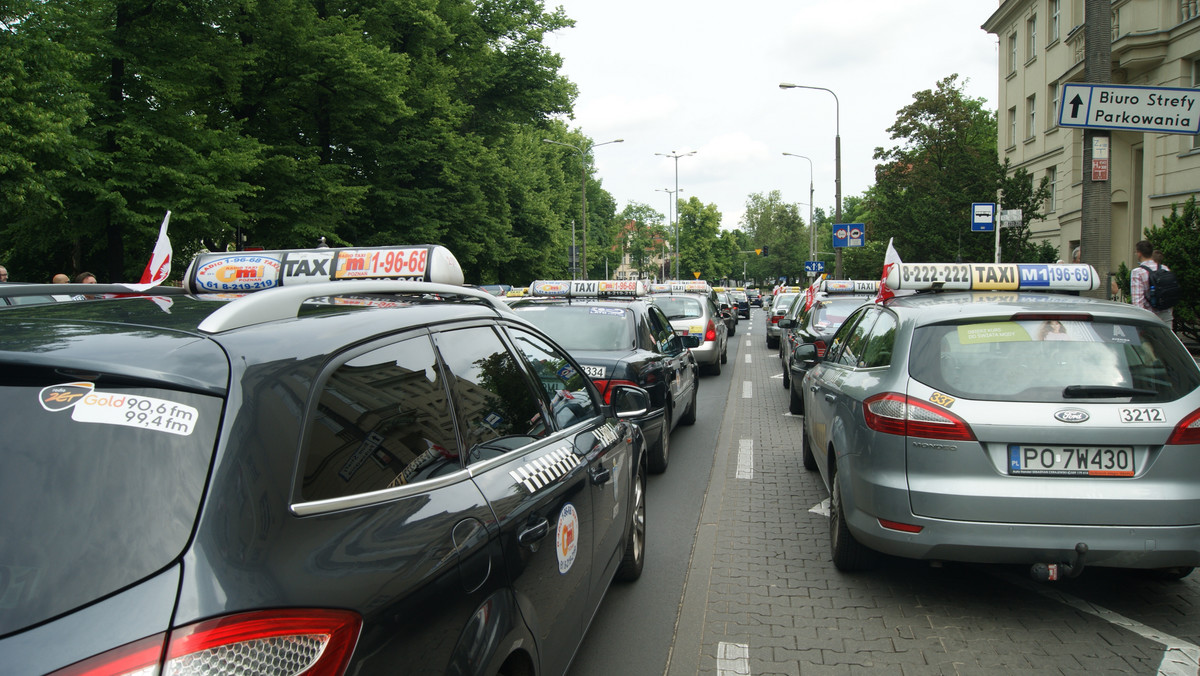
[517,518,550,546]
[590,465,611,486]
[824,393,836,402]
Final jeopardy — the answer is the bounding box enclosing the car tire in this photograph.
[729,323,736,336]
[704,356,721,376]
[781,357,790,389]
[720,341,728,364]
[791,378,807,418]
[799,410,816,469]
[766,336,778,350]
[680,380,698,426]
[615,459,646,582]
[830,466,878,571]
[648,404,670,474]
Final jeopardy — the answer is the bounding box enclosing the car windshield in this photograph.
[812,298,870,330]
[514,304,635,350]
[651,296,704,320]
[909,319,1200,403]
[0,371,223,635]
[774,294,798,312]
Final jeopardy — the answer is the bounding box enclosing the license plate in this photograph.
[581,365,605,379]
[1008,445,1135,477]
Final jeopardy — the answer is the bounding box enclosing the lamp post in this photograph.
[544,138,624,277]
[655,150,695,278]
[781,152,815,265]
[779,83,841,278]
[655,187,678,281]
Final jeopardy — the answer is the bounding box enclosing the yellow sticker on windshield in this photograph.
[957,322,1032,344]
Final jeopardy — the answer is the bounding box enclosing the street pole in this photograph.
[780,84,842,278]
[656,150,696,279]
[544,138,623,279]
[655,187,678,281]
[1082,0,1113,298]
[782,153,815,263]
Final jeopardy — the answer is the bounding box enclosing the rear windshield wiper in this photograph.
[1062,385,1157,398]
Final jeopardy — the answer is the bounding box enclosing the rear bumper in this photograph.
[689,341,720,365]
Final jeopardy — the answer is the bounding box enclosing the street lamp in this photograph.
[544,138,624,277]
[781,153,815,265]
[655,150,695,279]
[779,83,842,278]
[655,187,679,281]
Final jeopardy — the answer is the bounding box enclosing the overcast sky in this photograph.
[543,0,1001,232]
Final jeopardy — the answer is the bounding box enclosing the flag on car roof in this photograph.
[874,238,902,304]
[124,211,172,291]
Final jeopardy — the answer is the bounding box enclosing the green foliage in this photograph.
[676,196,722,280]
[1145,196,1200,339]
[616,202,667,279]
[739,191,808,283]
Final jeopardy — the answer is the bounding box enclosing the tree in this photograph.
[676,196,722,280]
[739,191,807,284]
[616,202,667,279]
[1145,196,1200,341]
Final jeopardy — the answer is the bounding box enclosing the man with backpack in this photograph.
[1130,239,1178,323]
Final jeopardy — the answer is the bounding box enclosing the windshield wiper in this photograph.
[1062,385,1156,398]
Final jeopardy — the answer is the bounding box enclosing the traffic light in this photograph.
[761,246,769,257]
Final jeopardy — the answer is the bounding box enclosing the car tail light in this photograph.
[593,379,638,405]
[53,609,362,676]
[705,320,717,342]
[814,340,827,357]
[863,393,976,441]
[1167,408,1200,444]
[770,314,782,325]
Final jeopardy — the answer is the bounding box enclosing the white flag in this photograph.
[124,211,172,291]
[874,237,903,303]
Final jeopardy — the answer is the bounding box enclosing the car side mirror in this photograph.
[681,334,702,349]
[792,343,818,366]
[609,384,651,419]
[777,317,795,329]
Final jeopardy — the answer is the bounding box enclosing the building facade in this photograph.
[983,0,1200,273]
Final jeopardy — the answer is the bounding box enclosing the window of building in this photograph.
[1185,1,1200,22]
[1046,166,1057,213]
[1050,0,1061,43]
[1008,107,1018,147]
[1027,15,1037,60]
[1048,82,1059,129]
[1026,95,1037,140]
[1008,32,1018,74]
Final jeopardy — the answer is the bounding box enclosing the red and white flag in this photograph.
[874,237,902,304]
[125,211,172,291]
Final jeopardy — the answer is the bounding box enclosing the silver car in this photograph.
[649,292,729,376]
[765,289,801,349]
[799,262,1200,579]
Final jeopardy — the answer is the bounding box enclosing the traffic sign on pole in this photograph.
[1058,83,1200,134]
[971,203,996,232]
[804,261,825,274]
[832,223,865,248]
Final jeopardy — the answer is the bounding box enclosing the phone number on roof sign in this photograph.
[335,248,429,279]
[888,263,1096,291]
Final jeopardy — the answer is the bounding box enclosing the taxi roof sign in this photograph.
[183,244,464,293]
[819,279,880,294]
[885,263,1100,292]
[528,279,647,297]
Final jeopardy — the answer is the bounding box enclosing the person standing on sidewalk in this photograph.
[1130,240,1173,324]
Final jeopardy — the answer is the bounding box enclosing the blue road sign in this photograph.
[832,223,865,248]
[804,261,825,273]
[971,203,996,232]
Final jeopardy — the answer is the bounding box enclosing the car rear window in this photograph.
[774,294,798,312]
[812,298,869,330]
[0,372,222,635]
[909,319,1200,403]
[514,305,634,351]
[650,296,704,320]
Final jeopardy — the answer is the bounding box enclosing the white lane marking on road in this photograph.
[770,373,783,380]
[736,439,754,480]
[781,412,800,418]
[742,381,752,399]
[992,569,1200,676]
[717,641,751,675]
[810,498,830,517]
[745,354,752,364]
[745,339,751,347]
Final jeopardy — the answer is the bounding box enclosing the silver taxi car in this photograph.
[765,287,802,349]
[649,281,729,376]
[799,262,1200,579]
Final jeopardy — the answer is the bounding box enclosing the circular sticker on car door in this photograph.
[556,503,579,574]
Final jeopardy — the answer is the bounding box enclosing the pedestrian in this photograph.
[0,265,8,282]
[75,272,97,284]
[52,273,70,283]
[1072,246,1081,264]
[1130,240,1173,323]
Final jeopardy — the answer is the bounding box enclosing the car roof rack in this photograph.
[0,283,192,303]
[196,280,509,333]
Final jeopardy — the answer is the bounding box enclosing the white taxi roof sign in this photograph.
[183,244,464,293]
[528,279,647,297]
[819,279,880,294]
[885,262,1100,292]
[653,279,712,294]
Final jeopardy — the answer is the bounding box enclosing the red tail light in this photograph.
[593,378,638,405]
[770,314,782,325]
[863,393,976,441]
[814,340,827,357]
[705,320,717,342]
[53,609,362,676]
[1168,408,1200,444]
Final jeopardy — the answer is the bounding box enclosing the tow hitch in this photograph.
[1030,543,1089,581]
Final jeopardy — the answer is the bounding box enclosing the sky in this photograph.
[543,0,1002,232]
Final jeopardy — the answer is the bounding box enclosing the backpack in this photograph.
[1139,263,1181,310]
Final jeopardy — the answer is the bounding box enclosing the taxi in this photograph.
[511,280,700,474]
[0,246,651,676]
[798,262,1200,579]
[765,286,803,349]
[647,280,729,376]
[779,279,879,415]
